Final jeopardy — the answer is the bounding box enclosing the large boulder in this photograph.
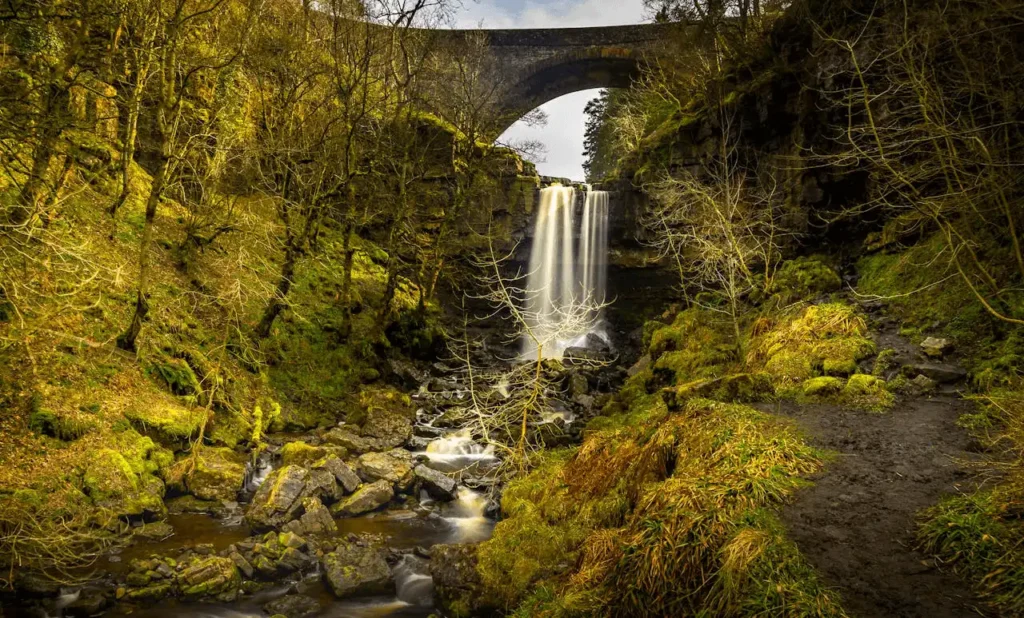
[330,480,393,517]
[412,465,457,501]
[244,466,309,530]
[179,556,240,601]
[282,497,337,536]
[315,456,361,494]
[321,542,393,599]
[357,449,414,491]
[244,465,338,531]
[279,441,328,468]
[431,544,499,617]
[323,427,376,455]
[263,594,322,618]
[82,449,166,521]
[186,447,245,502]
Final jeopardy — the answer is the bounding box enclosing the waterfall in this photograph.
[578,189,609,321]
[521,186,610,360]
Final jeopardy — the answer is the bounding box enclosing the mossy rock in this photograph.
[81,449,166,519]
[280,441,328,468]
[179,556,240,599]
[28,409,94,441]
[823,358,858,377]
[148,357,202,397]
[124,404,206,447]
[760,257,842,306]
[185,447,246,502]
[842,374,895,412]
[872,348,900,377]
[801,377,845,397]
[755,303,875,385]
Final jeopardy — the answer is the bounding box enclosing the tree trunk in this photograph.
[255,245,297,338]
[111,82,143,217]
[9,132,59,227]
[118,138,169,351]
[41,153,75,226]
[337,184,357,338]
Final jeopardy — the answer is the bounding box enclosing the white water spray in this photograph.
[521,186,611,359]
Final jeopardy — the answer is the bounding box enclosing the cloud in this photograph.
[450,0,648,180]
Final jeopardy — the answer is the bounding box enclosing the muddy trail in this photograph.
[759,389,991,618]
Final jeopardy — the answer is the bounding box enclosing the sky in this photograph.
[450,0,649,180]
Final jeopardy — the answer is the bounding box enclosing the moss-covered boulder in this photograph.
[179,556,240,600]
[801,376,845,397]
[244,466,310,531]
[82,448,166,520]
[280,441,327,468]
[842,373,895,411]
[761,256,842,306]
[244,464,341,531]
[357,449,414,492]
[124,404,206,447]
[330,480,393,517]
[431,543,498,618]
[185,447,246,502]
[321,541,392,598]
[753,303,875,385]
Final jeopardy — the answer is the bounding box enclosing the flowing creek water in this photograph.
[59,428,498,618]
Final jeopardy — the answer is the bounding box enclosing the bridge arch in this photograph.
[496,50,644,132]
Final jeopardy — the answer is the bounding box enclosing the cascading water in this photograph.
[521,186,611,359]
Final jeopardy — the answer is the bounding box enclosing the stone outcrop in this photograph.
[179,556,240,600]
[357,450,414,491]
[330,480,393,517]
[315,456,361,494]
[186,447,245,502]
[412,465,457,501]
[431,543,499,617]
[321,542,393,598]
[282,497,337,536]
[244,464,341,531]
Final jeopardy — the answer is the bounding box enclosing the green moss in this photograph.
[147,357,202,397]
[753,303,875,388]
[124,404,206,446]
[801,376,845,397]
[759,257,842,307]
[648,308,739,385]
[28,408,94,441]
[842,373,895,412]
[823,358,858,377]
[872,348,899,377]
[81,448,165,518]
[279,441,326,467]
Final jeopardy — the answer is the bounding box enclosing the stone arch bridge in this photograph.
[420,22,682,131]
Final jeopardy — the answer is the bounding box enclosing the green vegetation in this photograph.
[479,391,841,616]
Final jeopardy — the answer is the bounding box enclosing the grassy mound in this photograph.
[477,393,842,617]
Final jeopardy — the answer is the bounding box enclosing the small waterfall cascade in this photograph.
[521,186,611,360]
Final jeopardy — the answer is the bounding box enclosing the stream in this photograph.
[27,420,502,618]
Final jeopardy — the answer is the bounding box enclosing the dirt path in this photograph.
[758,394,991,618]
